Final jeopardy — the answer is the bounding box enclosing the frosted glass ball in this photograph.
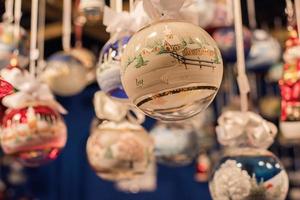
[0,23,29,68]
[42,51,88,96]
[213,26,252,63]
[246,29,281,70]
[1,104,67,167]
[97,36,130,100]
[86,120,154,181]
[209,148,289,200]
[121,20,223,121]
[150,122,199,166]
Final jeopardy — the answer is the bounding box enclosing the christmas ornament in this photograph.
[279,30,300,139]
[120,0,223,121]
[150,121,200,166]
[212,26,251,63]
[79,0,105,21]
[0,67,67,167]
[246,29,281,70]
[195,152,211,182]
[97,2,149,100]
[86,120,154,181]
[41,51,90,96]
[0,23,29,69]
[209,111,289,200]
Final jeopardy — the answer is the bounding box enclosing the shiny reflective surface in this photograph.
[209,148,289,200]
[1,105,67,167]
[121,20,223,121]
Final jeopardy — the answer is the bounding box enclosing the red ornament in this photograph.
[0,104,67,167]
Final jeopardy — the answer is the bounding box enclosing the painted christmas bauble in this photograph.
[121,20,223,121]
[79,0,104,21]
[86,120,154,181]
[42,51,88,96]
[150,122,199,166]
[212,26,251,63]
[0,23,29,68]
[0,104,67,167]
[0,78,14,99]
[97,36,130,100]
[209,148,289,200]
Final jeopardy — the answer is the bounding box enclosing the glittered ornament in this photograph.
[97,36,130,100]
[246,29,281,70]
[0,104,67,167]
[121,20,223,121]
[150,122,200,166]
[86,120,154,181]
[209,111,289,200]
[79,0,105,21]
[0,23,29,69]
[41,51,90,96]
[212,26,251,63]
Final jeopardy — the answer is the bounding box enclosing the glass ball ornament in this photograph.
[79,0,104,21]
[212,26,252,63]
[150,122,200,166]
[209,148,289,200]
[86,120,154,181]
[121,20,223,121]
[246,29,281,70]
[97,36,131,100]
[0,23,29,69]
[0,103,67,167]
[41,51,89,96]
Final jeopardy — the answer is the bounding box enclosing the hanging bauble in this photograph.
[150,122,200,166]
[279,30,300,139]
[97,36,130,100]
[212,26,251,63]
[209,150,289,200]
[0,103,67,167]
[86,120,154,181]
[0,78,14,100]
[266,62,283,83]
[79,0,105,21]
[0,23,29,69]
[41,51,89,96]
[121,20,223,121]
[246,29,281,70]
[209,111,289,200]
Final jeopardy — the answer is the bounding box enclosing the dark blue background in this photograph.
[23,84,212,200]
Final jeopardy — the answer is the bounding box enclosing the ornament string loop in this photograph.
[63,0,72,52]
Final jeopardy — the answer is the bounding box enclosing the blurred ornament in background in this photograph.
[41,51,91,96]
[121,20,223,121]
[150,121,200,166]
[0,23,29,69]
[279,30,300,139]
[86,120,154,181]
[0,67,67,166]
[212,26,251,63]
[1,104,67,167]
[209,111,289,200]
[195,152,211,182]
[266,62,284,83]
[246,29,281,70]
[97,36,130,100]
[79,0,105,22]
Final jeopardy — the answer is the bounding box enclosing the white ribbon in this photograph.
[216,111,277,149]
[1,68,67,114]
[103,1,150,39]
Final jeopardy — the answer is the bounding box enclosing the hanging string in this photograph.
[37,0,46,75]
[233,0,250,112]
[295,0,300,39]
[29,0,39,77]
[246,0,257,30]
[12,0,21,60]
[74,0,85,48]
[63,0,72,52]
[129,0,134,12]
[3,0,14,23]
